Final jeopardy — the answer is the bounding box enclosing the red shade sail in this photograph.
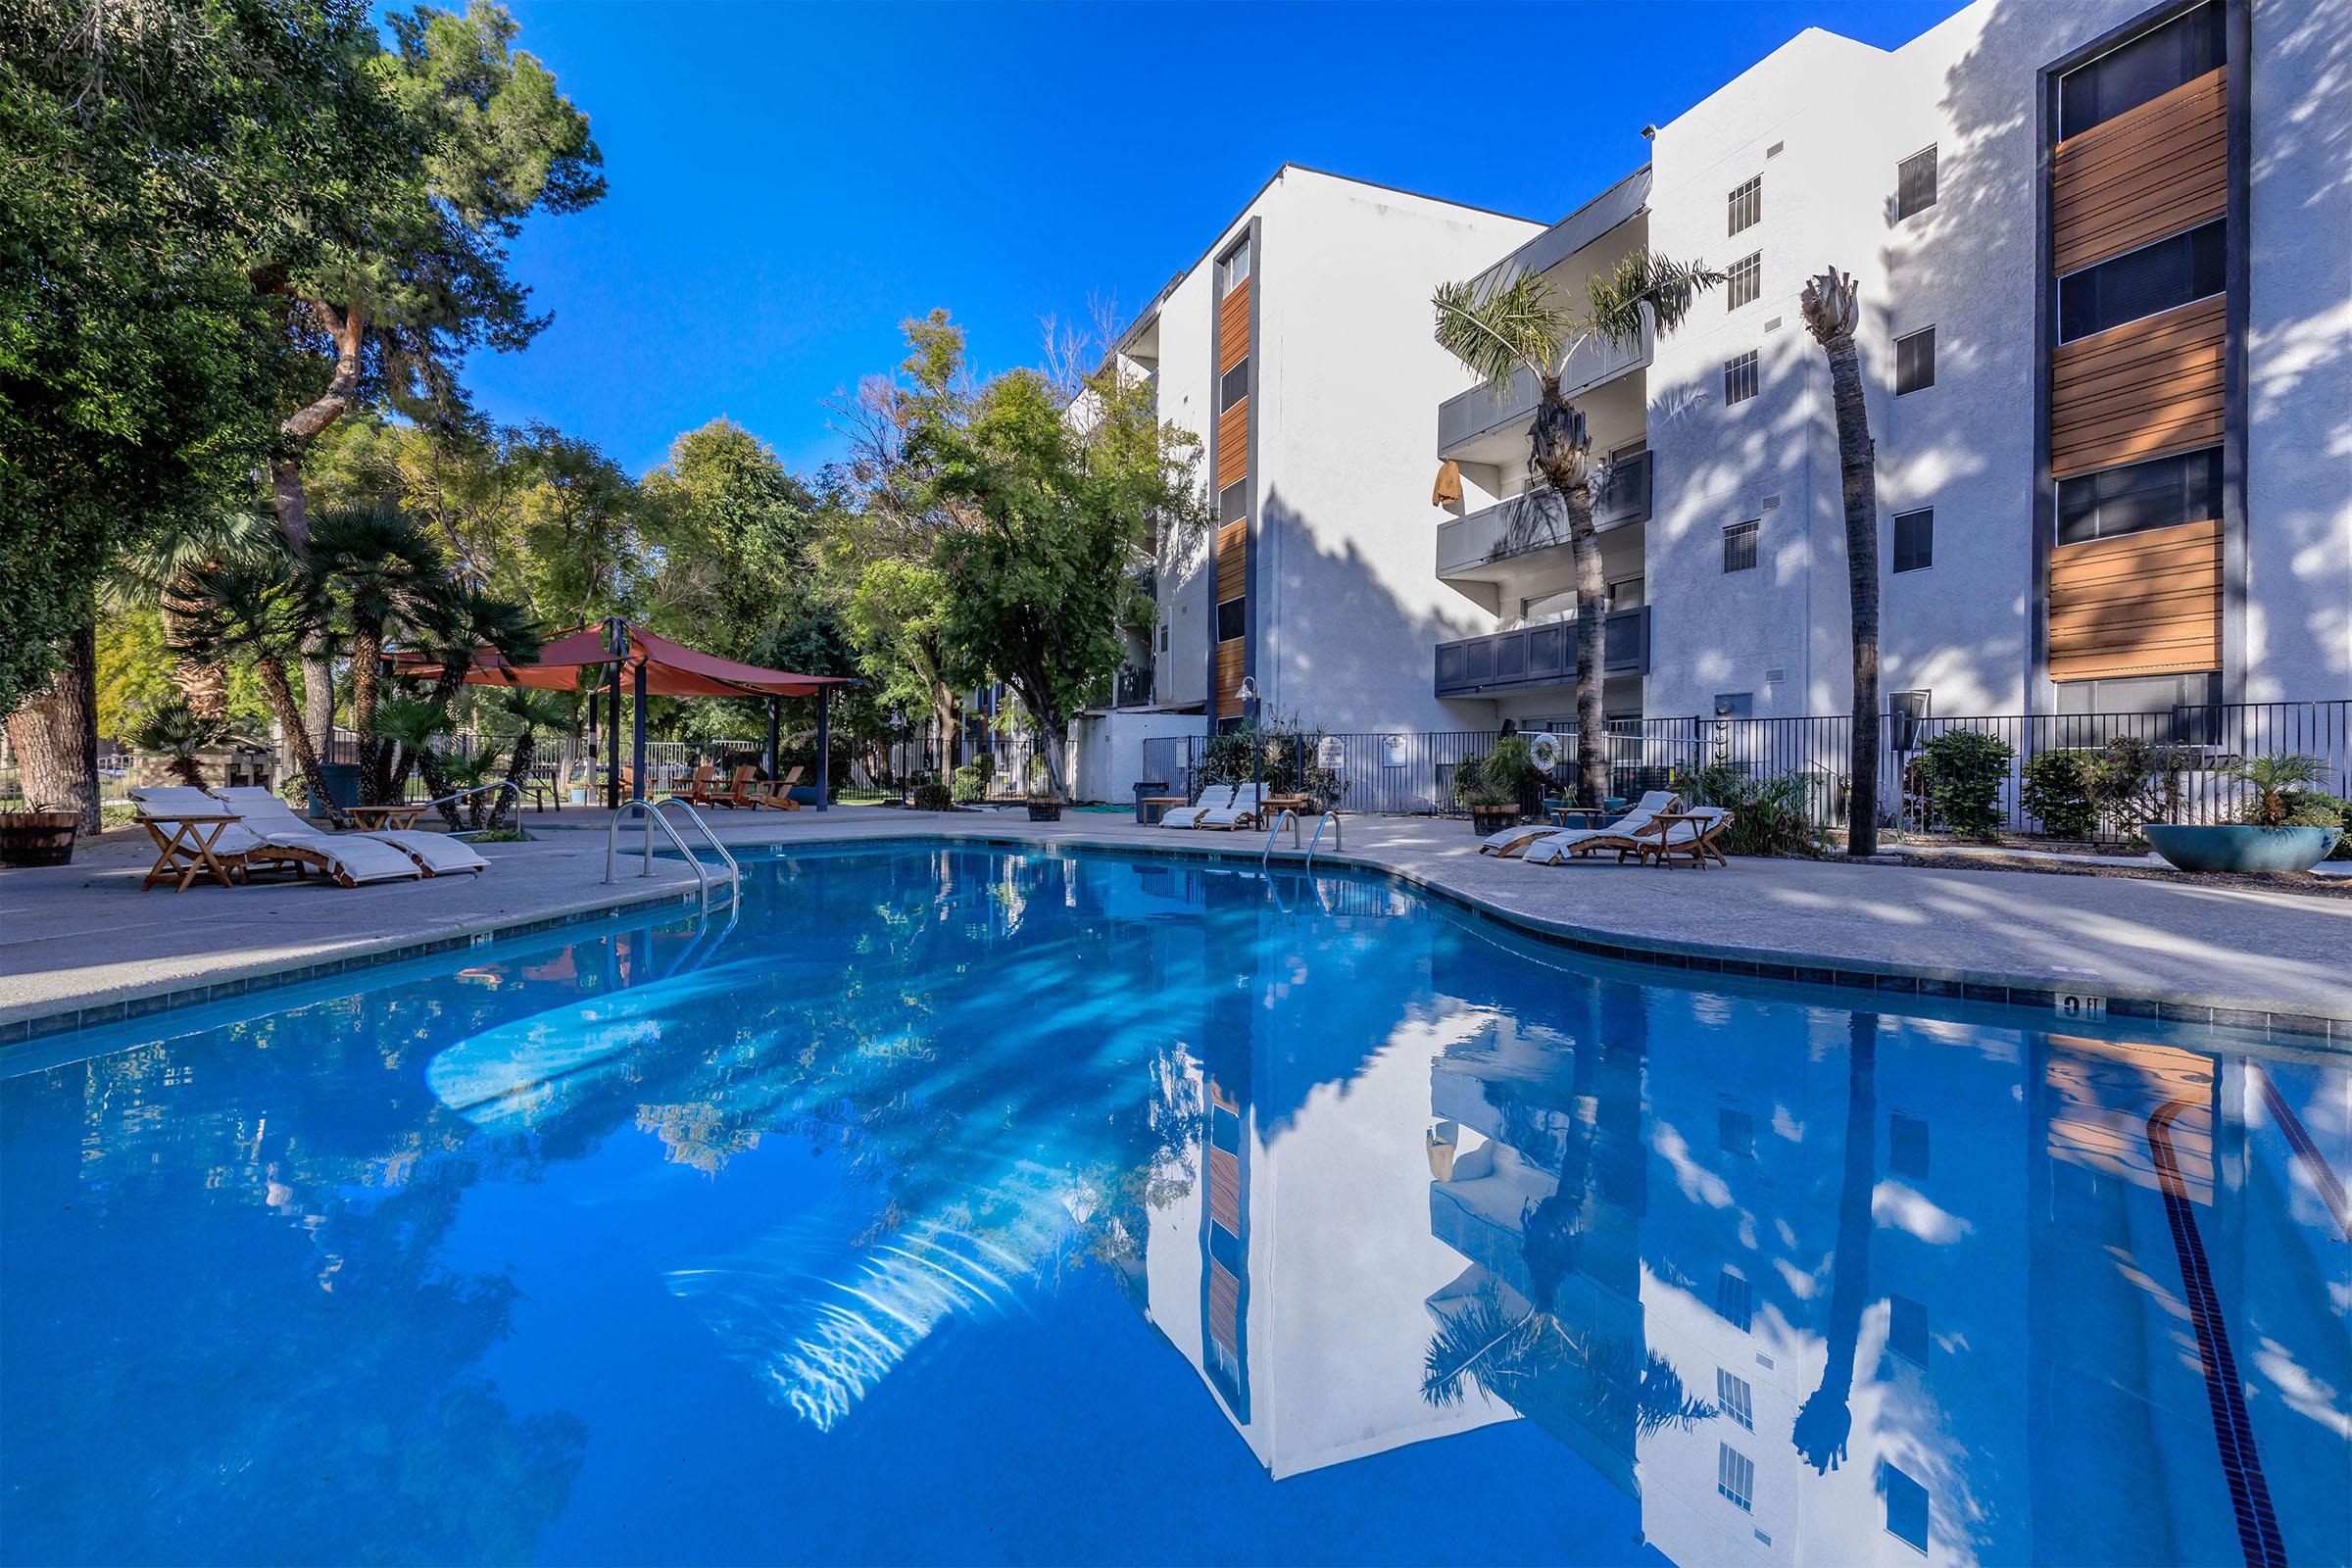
[395,620,854,698]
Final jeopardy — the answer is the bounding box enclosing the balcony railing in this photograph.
[1436,451,1653,578]
[1437,321,1651,456]
[1434,607,1650,697]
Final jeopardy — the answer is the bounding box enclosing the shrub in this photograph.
[2020,749,2099,839]
[950,761,991,803]
[1200,713,1345,810]
[911,780,953,811]
[2228,753,2326,828]
[1459,735,1534,809]
[1672,765,1827,858]
[2084,735,2193,833]
[1911,729,2014,837]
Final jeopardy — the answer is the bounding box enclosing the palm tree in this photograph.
[485,688,573,831]
[1800,269,1882,857]
[122,695,226,787]
[309,504,452,801]
[372,584,543,807]
[1790,1010,1878,1474]
[171,550,346,823]
[109,509,279,722]
[1434,250,1725,806]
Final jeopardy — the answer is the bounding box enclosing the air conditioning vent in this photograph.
[1765,667,1787,683]
[1766,141,1785,158]
[1761,495,1781,511]
[1763,316,1782,332]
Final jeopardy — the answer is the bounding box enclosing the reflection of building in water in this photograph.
[1136,866,1516,1478]
[1419,964,2350,1568]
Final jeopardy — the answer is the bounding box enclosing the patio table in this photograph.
[138,813,243,893]
[347,804,428,831]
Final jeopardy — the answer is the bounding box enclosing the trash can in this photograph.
[310,761,363,816]
[1134,780,1170,826]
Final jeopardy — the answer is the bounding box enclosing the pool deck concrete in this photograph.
[6,805,2349,1044]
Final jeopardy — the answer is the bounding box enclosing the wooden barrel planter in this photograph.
[0,808,80,867]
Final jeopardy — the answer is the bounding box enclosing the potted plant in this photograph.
[0,803,81,867]
[2142,754,2346,872]
[1460,734,1535,835]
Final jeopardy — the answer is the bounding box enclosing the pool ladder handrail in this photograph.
[1260,808,1301,866]
[1303,810,1342,871]
[605,796,740,909]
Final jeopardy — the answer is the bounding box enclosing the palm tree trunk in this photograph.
[1790,1010,1878,1474]
[348,621,384,805]
[1567,491,1609,808]
[255,657,345,826]
[418,747,463,830]
[3,624,101,832]
[489,731,535,831]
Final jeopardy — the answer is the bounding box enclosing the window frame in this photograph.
[1892,508,1934,573]
[1896,144,1938,220]
[1217,235,1251,298]
[1723,518,1760,574]
[1728,175,1762,236]
[1724,350,1759,406]
[1893,327,1936,395]
[2055,447,2222,545]
[1214,596,1245,644]
[2055,220,2225,344]
[1727,252,1762,311]
[1219,358,1250,413]
[1218,479,1248,527]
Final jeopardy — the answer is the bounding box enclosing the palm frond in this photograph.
[1433,271,1567,393]
[1583,248,1730,350]
[1421,1289,1551,1408]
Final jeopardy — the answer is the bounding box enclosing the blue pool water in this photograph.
[3,844,2346,1566]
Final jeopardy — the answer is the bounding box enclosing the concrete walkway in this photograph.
[6,805,2349,1042]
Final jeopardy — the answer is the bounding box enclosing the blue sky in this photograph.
[467,0,1967,480]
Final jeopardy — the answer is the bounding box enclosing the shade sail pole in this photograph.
[631,659,648,803]
[814,685,832,811]
[605,656,621,810]
[764,696,780,776]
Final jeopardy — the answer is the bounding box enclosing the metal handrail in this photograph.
[1260,808,1300,866]
[419,779,524,818]
[605,797,739,909]
[1304,811,1342,870]
[653,796,740,897]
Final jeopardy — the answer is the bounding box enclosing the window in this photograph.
[1894,327,1936,394]
[2058,220,2224,342]
[1897,145,1938,219]
[1728,176,1762,235]
[2056,448,2221,544]
[1890,1111,1930,1179]
[1724,350,1759,405]
[2060,1,2224,139]
[1717,1370,1754,1430]
[1218,235,1251,296]
[1719,1107,1755,1157]
[1728,252,1761,311]
[1158,619,1169,654]
[2055,671,2220,723]
[1893,509,1934,573]
[1717,1445,1756,1511]
[1723,519,1759,573]
[1889,1295,1931,1363]
[1219,359,1249,412]
[1716,1270,1753,1332]
[1215,597,1245,643]
[1219,479,1249,527]
[1884,1464,1931,1552]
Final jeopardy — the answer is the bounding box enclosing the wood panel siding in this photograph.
[2047,515,2221,679]
[1215,640,1246,719]
[1207,1261,1240,1353]
[1218,278,1250,372]
[1208,1146,1240,1233]
[1216,520,1247,602]
[2054,67,2228,273]
[2050,295,2225,477]
[1216,399,1250,488]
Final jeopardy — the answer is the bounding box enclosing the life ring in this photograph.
[1526,731,1564,771]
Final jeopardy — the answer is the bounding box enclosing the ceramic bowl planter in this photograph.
[1026,798,1064,823]
[2142,823,2342,873]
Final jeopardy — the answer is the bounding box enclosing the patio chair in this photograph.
[749,765,805,810]
[1633,806,1737,869]
[1522,792,1689,866]
[680,763,721,807]
[711,763,763,808]
[132,786,421,888]
[1195,782,1267,830]
[219,787,481,878]
[1482,790,1680,858]
[130,785,266,891]
[1160,784,1237,830]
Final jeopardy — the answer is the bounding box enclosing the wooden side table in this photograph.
[348,804,428,831]
[139,814,244,892]
[1139,795,1188,825]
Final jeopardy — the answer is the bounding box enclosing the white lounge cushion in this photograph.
[251,829,421,885]
[128,788,268,856]
[1160,784,1237,830]
[1522,791,1687,866]
[369,830,488,876]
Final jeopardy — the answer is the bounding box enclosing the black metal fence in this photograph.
[1142,700,2352,843]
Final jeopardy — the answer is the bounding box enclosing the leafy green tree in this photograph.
[1433,249,1723,806]
[921,360,1204,798]
[255,0,603,747]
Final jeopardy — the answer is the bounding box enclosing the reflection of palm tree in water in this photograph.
[1792,1010,1879,1473]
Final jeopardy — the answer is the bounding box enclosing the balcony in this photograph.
[1437,320,1651,458]
[1436,451,1653,581]
[1434,607,1650,698]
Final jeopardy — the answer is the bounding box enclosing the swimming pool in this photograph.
[2,843,2344,1565]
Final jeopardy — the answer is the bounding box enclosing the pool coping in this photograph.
[4,823,2345,1051]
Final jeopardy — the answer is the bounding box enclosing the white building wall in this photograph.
[1250,171,1544,734]
[1063,709,1200,805]
[1151,265,1221,712]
